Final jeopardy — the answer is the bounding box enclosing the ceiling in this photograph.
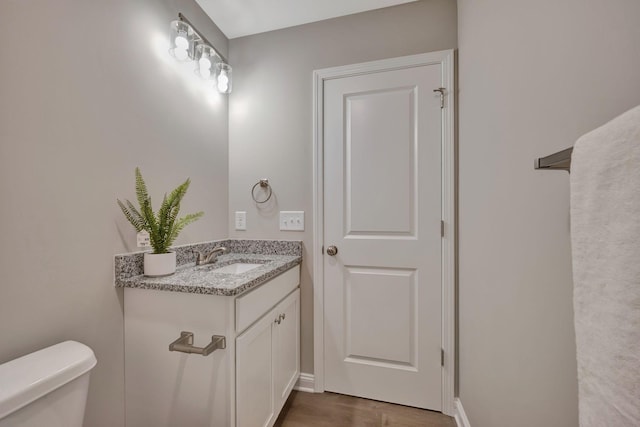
[195,0,419,39]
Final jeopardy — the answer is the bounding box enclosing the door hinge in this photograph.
[441,348,445,366]
[433,87,446,109]
[441,220,445,238]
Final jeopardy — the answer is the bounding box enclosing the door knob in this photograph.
[326,245,338,256]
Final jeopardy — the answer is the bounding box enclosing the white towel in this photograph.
[571,105,640,427]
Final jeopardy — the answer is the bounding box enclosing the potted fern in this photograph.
[118,168,204,277]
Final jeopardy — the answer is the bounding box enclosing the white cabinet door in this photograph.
[236,288,300,427]
[236,311,276,427]
[273,289,300,412]
[124,288,232,427]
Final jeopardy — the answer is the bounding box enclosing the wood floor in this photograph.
[274,391,457,427]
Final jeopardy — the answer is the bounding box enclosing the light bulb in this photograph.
[215,63,231,93]
[199,56,211,69]
[174,48,188,61]
[175,34,189,49]
[217,80,229,93]
[198,56,212,78]
[217,71,229,92]
[199,67,211,79]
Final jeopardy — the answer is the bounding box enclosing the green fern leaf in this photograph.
[157,193,170,251]
[141,196,162,253]
[135,167,150,211]
[125,200,146,229]
[166,211,204,248]
[117,199,145,232]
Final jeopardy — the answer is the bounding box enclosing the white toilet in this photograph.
[0,341,97,427]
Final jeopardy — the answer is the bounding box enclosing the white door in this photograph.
[323,63,443,410]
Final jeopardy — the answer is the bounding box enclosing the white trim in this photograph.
[293,372,315,393]
[454,398,471,427]
[312,50,457,412]
[312,62,325,393]
[440,50,456,417]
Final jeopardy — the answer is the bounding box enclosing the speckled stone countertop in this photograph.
[114,240,302,296]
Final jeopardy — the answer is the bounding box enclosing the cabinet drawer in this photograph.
[235,265,300,334]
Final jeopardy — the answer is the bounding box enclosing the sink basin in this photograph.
[211,262,263,274]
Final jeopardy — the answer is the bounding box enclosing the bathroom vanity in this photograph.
[115,240,302,427]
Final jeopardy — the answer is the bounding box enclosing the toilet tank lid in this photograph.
[0,341,97,419]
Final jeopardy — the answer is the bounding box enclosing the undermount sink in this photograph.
[211,262,264,274]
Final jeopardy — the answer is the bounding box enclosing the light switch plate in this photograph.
[280,211,304,231]
[235,211,247,230]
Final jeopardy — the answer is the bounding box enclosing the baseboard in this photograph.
[454,398,471,427]
[294,372,315,393]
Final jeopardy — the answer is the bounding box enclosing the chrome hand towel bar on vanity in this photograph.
[169,331,226,356]
[534,147,573,172]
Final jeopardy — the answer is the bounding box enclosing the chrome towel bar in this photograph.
[169,331,226,356]
[534,147,573,172]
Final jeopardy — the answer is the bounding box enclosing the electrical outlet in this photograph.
[280,211,304,231]
[235,211,247,230]
[137,230,150,248]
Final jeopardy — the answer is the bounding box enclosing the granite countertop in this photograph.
[114,240,302,296]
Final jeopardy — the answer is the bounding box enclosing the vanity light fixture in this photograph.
[170,13,232,94]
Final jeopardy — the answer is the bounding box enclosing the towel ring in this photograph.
[251,179,272,204]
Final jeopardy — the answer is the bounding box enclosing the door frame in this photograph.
[312,50,456,416]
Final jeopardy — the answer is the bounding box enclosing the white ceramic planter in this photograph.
[144,252,176,277]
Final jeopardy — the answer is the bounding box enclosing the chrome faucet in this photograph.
[194,247,227,266]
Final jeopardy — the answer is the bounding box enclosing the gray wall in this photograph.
[457,0,640,426]
[0,1,228,426]
[228,0,458,375]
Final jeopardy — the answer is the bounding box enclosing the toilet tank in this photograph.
[0,341,97,427]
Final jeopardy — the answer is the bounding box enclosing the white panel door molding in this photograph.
[312,50,456,415]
